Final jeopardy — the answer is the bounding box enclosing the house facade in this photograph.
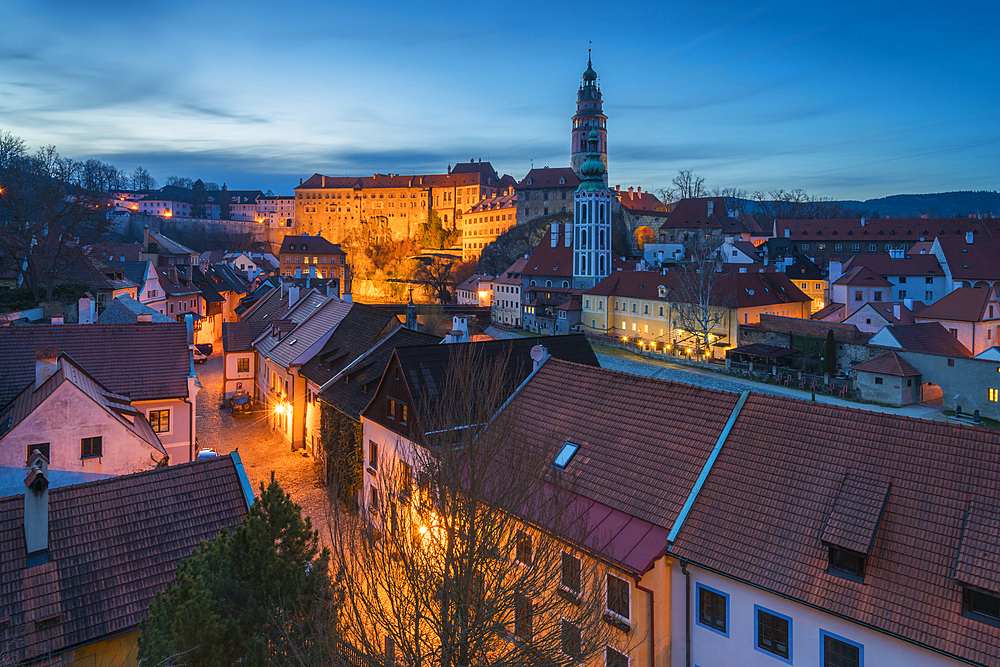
[914,287,1000,355]
[490,257,526,327]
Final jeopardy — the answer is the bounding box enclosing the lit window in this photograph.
[989,388,998,402]
[149,409,170,433]
[368,440,378,470]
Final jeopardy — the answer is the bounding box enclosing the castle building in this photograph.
[572,130,613,289]
[462,187,518,260]
[570,53,608,184]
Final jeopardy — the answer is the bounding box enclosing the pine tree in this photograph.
[824,329,837,375]
[138,476,339,667]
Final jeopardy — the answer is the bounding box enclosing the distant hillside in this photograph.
[834,191,1000,219]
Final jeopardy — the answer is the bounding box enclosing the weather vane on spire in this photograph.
[588,41,592,66]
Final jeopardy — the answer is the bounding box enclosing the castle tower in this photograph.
[573,130,613,290]
[571,52,608,184]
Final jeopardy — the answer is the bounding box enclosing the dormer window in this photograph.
[553,441,579,469]
[964,588,1000,625]
[822,471,890,585]
[828,547,866,581]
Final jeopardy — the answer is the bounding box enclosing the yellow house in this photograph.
[581,270,812,358]
[2,454,252,666]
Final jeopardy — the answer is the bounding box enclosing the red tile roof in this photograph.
[670,392,1000,667]
[0,323,191,406]
[852,300,924,325]
[0,456,249,663]
[875,321,972,357]
[279,234,344,255]
[523,225,573,277]
[295,172,486,190]
[915,286,998,322]
[820,470,892,554]
[467,191,517,213]
[517,167,579,190]
[615,187,668,215]
[744,313,870,344]
[853,351,921,376]
[583,270,811,309]
[774,217,1000,241]
[842,253,944,277]
[832,265,893,287]
[657,197,764,236]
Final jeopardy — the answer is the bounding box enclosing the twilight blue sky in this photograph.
[2,0,997,199]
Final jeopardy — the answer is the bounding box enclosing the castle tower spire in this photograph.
[572,130,612,290]
[571,50,608,185]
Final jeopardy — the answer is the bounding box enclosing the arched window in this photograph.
[581,203,587,222]
[600,255,606,274]
[581,229,587,247]
[530,280,536,286]
[562,281,569,288]
[546,280,552,287]
[599,204,605,223]
[599,229,605,248]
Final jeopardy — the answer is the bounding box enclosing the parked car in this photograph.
[229,390,253,415]
[190,345,208,364]
[196,447,218,460]
[195,343,213,356]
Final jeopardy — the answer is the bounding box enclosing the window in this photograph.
[822,631,862,667]
[874,377,883,385]
[605,647,628,667]
[370,487,379,512]
[399,461,412,497]
[696,583,728,636]
[854,291,863,302]
[869,244,877,251]
[27,443,50,463]
[81,436,102,458]
[851,243,859,251]
[802,243,810,250]
[950,328,958,338]
[149,409,170,433]
[963,587,1000,623]
[237,357,250,373]
[368,440,378,470]
[400,403,408,424]
[561,619,581,658]
[925,276,934,284]
[606,575,629,620]
[756,606,791,661]
[516,531,533,565]
[873,291,882,301]
[828,547,865,581]
[948,358,955,367]
[898,290,907,298]
[387,398,396,420]
[990,388,999,402]
[561,552,582,594]
[514,594,533,641]
[835,243,843,251]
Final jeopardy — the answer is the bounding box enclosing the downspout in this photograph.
[634,579,655,667]
[186,313,198,462]
[681,561,691,667]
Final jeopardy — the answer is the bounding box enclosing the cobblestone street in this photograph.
[195,353,335,540]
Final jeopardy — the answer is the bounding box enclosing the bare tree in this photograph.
[132,166,157,190]
[0,131,114,302]
[414,258,456,304]
[657,169,708,204]
[751,188,860,221]
[668,234,733,354]
[329,347,633,667]
[712,187,751,214]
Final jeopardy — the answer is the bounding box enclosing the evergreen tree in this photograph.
[219,183,231,220]
[190,179,208,218]
[138,476,339,667]
[824,329,837,375]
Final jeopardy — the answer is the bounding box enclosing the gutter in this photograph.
[634,579,656,667]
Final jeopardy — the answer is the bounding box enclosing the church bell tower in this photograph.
[573,130,612,290]
[571,51,608,185]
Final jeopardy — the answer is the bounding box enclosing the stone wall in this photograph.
[897,350,1000,420]
[855,370,920,407]
[738,324,881,373]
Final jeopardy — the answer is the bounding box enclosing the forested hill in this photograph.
[834,191,1000,218]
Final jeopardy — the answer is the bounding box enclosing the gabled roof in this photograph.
[811,302,845,321]
[59,251,139,292]
[517,167,579,190]
[223,320,272,352]
[785,255,826,281]
[832,265,893,287]
[448,160,500,185]
[745,313,870,344]
[456,274,493,292]
[279,234,344,255]
[583,270,811,309]
[153,265,200,297]
[378,335,599,426]
[850,300,924,325]
[0,354,164,455]
[295,172,485,191]
[299,303,399,386]
[669,391,1000,667]
[523,225,573,277]
[97,295,174,324]
[146,229,197,257]
[122,260,152,287]
[0,323,191,406]
[0,456,249,664]
[320,327,442,420]
[92,242,143,263]
[935,237,1000,282]
[493,257,528,285]
[467,191,517,213]
[657,197,764,236]
[257,295,351,369]
[870,321,972,357]
[240,284,290,322]
[915,287,998,322]
[853,351,921,376]
[615,187,667,215]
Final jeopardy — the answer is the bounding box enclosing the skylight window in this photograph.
[288,339,297,345]
[553,441,580,469]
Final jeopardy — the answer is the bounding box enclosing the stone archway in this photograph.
[633,225,655,250]
[920,382,943,408]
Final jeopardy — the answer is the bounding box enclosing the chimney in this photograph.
[530,344,548,371]
[784,228,790,238]
[138,313,153,323]
[50,316,63,325]
[628,186,634,200]
[707,200,714,217]
[78,296,95,324]
[551,223,559,247]
[966,231,974,244]
[861,217,866,226]
[564,222,573,247]
[24,449,50,565]
[893,303,901,320]
[295,267,302,278]
[35,349,58,388]
[637,186,642,196]
[904,297,913,310]
[299,177,303,185]
[828,259,843,285]
[322,175,326,188]
[288,284,301,307]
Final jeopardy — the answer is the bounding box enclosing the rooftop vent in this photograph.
[553,441,580,469]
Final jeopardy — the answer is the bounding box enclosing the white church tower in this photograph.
[573,129,613,290]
